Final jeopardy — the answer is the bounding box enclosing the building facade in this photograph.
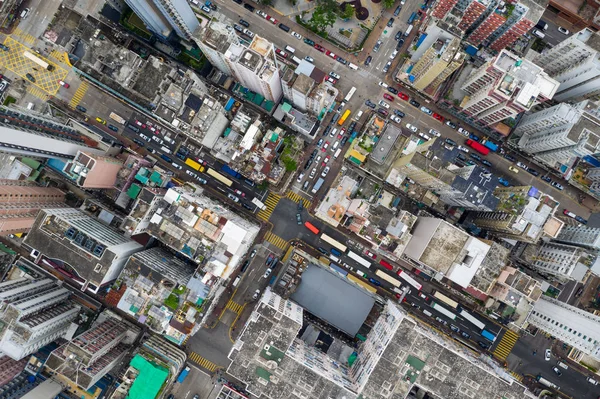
[124,0,199,40]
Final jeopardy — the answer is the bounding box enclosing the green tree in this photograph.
[308,5,337,32]
[340,4,354,20]
[383,0,395,8]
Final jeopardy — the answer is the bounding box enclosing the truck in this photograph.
[536,375,559,390]
[311,178,324,194]
[109,112,126,125]
[221,164,242,179]
[482,140,498,152]
[177,366,190,383]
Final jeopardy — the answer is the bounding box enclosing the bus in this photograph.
[397,270,422,290]
[304,221,320,235]
[344,87,357,103]
[206,168,233,187]
[433,291,459,309]
[109,112,126,125]
[320,233,347,253]
[375,269,401,288]
[348,251,372,268]
[465,139,490,155]
[379,259,393,270]
[432,303,457,320]
[458,309,485,330]
[185,158,204,172]
[23,51,54,71]
[338,109,351,126]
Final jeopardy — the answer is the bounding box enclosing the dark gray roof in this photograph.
[290,265,374,336]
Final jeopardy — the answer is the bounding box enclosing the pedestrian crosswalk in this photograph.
[188,352,219,372]
[493,329,519,361]
[257,193,280,221]
[69,81,89,108]
[265,231,288,250]
[286,191,311,208]
[226,300,243,314]
[11,27,35,45]
[26,86,49,100]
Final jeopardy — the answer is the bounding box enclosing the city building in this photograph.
[194,21,282,102]
[124,0,199,40]
[528,296,600,361]
[459,49,558,127]
[433,0,547,52]
[0,277,80,360]
[24,207,143,294]
[403,217,491,288]
[471,185,560,243]
[514,100,600,172]
[0,179,66,236]
[555,225,600,253]
[0,105,102,160]
[45,312,140,390]
[534,29,600,102]
[62,151,124,189]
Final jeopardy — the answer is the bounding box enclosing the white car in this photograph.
[428,128,441,137]
[457,145,469,153]
[256,10,267,17]
[378,100,390,109]
[291,31,302,40]
[391,115,402,123]
[405,123,418,132]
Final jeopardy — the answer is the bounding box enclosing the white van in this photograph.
[285,45,296,54]
[348,63,358,70]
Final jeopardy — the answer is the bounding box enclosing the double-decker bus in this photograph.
[304,221,320,235]
[375,269,401,288]
[348,251,371,268]
[23,51,54,71]
[432,303,457,320]
[338,109,351,126]
[344,87,357,102]
[396,270,422,290]
[458,309,485,330]
[206,168,233,187]
[320,233,347,253]
[433,291,459,309]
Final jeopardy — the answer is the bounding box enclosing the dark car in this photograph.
[481,159,493,167]
[304,38,315,46]
[395,31,402,41]
[243,3,255,11]
[409,99,420,108]
[394,109,405,118]
[364,55,372,66]
[278,23,290,32]
[108,124,119,132]
[527,167,540,176]
[504,154,516,162]
[394,5,402,16]
[387,18,394,27]
[387,86,398,94]
[470,153,481,162]
[239,19,249,27]
[365,99,376,109]
[477,341,489,349]
[76,105,87,113]
[25,73,35,82]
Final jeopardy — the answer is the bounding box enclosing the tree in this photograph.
[308,5,337,32]
[340,4,355,20]
[383,0,395,8]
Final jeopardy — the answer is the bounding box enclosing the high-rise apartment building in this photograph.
[0,180,66,236]
[194,21,283,102]
[124,0,199,40]
[459,49,558,127]
[410,37,466,95]
[0,106,101,160]
[433,0,547,52]
[555,225,600,253]
[0,277,80,360]
[529,296,600,361]
[515,100,600,169]
[24,208,143,294]
[62,151,124,189]
[534,29,600,102]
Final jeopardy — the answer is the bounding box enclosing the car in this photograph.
[322,141,329,151]
[405,123,418,133]
[587,377,599,385]
[382,61,392,73]
[420,106,433,115]
[364,250,376,259]
[575,215,588,224]
[76,105,87,112]
[481,159,492,167]
[516,161,528,169]
[0,44,9,51]
[387,18,394,27]
[445,120,457,129]
[387,86,398,95]
[457,145,469,153]
[552,367,562,376]
[428,129,440,137]
[227,193,240,202]
[325,76,337,84]
[252,289,261,300]
[508,166,519,173]
[391,115,402,123]
[379,100,390,109]
[545,349,551,361]
[394,109,405,118]
[477,341,489,349]
[329,71,341,80]
[263,268,272,279]
[95,117,107,125]
[377,108,389,117]
[457,127,470,137]
[383,93,394,102]
[397,92,409,101]
[461,331,471,339]
[321,166,330,177]
[365,100,376,109]
[395,31,403,41]
[409,99,420,108]
[527,167,539,176]
[256,10,267,17]
[108,124,119,132]
[25,73,35,82]
[296,213,302,224]
[373,40,382,52]
[291,31,302,40]
[504,154,516,162]
[432,113,444,122]
[364,55,372,65]
[498,177,510,187]
[304,56,314,63]
[551,181,564,190]
[304,38,315,46]
[557,26,570,35]
[275,48,288,58]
